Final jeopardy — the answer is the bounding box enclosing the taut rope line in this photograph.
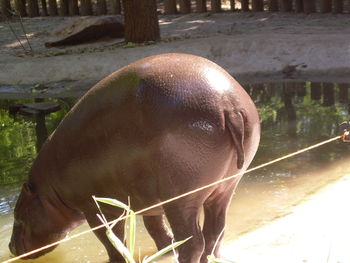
[3,134,346,263]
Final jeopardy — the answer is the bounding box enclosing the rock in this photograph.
[45,16,124,47]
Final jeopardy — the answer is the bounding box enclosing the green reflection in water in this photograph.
[246,82,350,183]
[0,99,75,185]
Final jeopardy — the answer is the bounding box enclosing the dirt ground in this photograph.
[1,12,350,91]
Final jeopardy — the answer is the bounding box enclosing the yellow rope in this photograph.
[3,134,345,263]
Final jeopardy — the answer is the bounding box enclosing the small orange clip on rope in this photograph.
[339,121,350,142]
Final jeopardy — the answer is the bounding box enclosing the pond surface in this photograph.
[1,81,350,262]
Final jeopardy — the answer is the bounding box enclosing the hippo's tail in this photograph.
[224,110,245,169]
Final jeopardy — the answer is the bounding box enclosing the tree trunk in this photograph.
[196,0,207,12]
[311,82,321,101]
[320,0,332,12]
[338,84,349,103]
[164,0,177,13]
[59,0,68,15]
[27,0,39,16]
[41,0,48,15]
[333,0,343,13]
[97,0,107,15]
[110,0,121,14]
[14,0,27,16]
[48,0,57,15]
[211,0,221,12]
[122,0,160,43]
[322,83,335,106]
[80,0,93,15]
[252,0,263,11]
[230,0,235,10]
[0,0,12,17]
[303,0,316,13]
[241,0,249,11]
[179,0,191,13]
[68,0,79,15]
[268,0,278,11]
[295,0,303,12]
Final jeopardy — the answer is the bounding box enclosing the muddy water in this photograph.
[1,81,350,262]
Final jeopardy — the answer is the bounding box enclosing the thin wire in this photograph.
[3,134,345,263]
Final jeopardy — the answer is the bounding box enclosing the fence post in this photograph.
[230,0,235,11]
[338,84,349,103]
[268,0,278,11]
[164,0,177,14]
[252,0,264,11]
[295,0,303,12]
[27,0,39,16]
[40,0,48,15]
[303,0,316,13]
[68,0,79,15]
[333,0,343,13]
[279,0,292,11]
[59,0,68,15]
[311,82,322,101]
[196,0,207,12]
[241,0,249,11]
[110,0,121,14]
[179,0,191,13]
[97,0,107,15]
[211,0,221,12]
[0,0,12,17]
[320,0,332,12]
[14,0,27,16]
[80,0,93,15]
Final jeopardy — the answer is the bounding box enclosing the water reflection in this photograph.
[0,81,350,262]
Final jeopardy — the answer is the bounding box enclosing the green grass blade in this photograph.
[207,255,232,263]
[106,229,136,263]
[94,197,130,210]
[142,237,192,263]
[127,211,136,258]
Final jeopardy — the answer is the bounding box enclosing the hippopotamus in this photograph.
[9,53,260,263]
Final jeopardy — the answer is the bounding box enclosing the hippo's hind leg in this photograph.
[200,182,238,262]
[163,199,205,263]
[85,211,125,263]
[143,215,174,250]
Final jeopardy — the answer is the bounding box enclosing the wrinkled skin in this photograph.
[9,53,260,263]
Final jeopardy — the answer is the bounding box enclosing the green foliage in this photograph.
[0,108,36,184]
[0,98,72,185]
[123,42,137,48]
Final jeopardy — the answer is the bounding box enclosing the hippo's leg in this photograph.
[85,212,125,263]
[163,201,204,263]
[200,184,237,262]
[143,215,174,250]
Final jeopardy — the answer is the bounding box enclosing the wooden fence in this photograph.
[1,0,349,18]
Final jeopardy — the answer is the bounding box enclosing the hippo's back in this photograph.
[31,53,259,210]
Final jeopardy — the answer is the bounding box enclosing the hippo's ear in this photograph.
[22,182,35,197]
[225,110,245,169]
